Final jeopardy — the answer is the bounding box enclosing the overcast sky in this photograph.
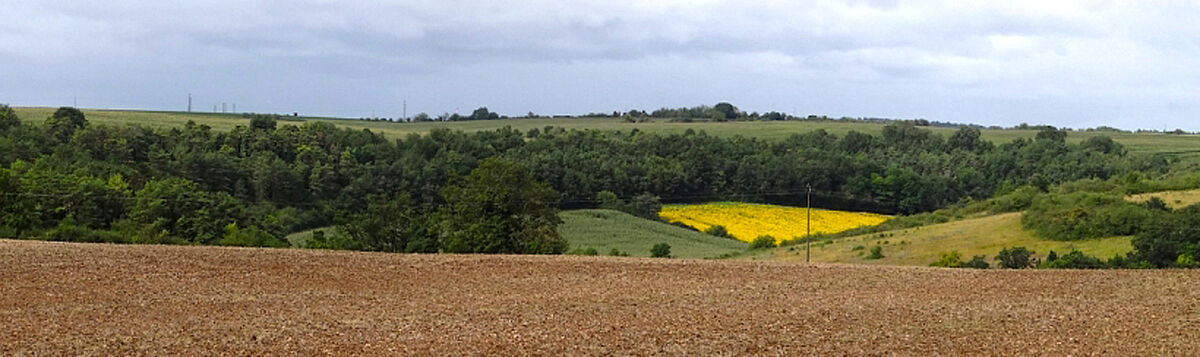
[2,1,1198,129]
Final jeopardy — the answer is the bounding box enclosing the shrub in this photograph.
[865,245,884,260]
[962,255,990,269]
[218,223,288,248]
[0,104,18,130]
[596,191,624,211]
[608,248,629,257]
[1022,192,1159,241]
[750,235,776,249]
[668,221,700,232]
[1176,254,1197,268]
[303,230,362,250]
[996,246,1035,269]
[1142,197,1170,212]
[44,220,124,243]
[1043,250,1105,269]
[567,247,600,256]
[703,225,735,240]
[1130,204,1200,267]
[650,243,671,258]
[929,251,964,267]
[249,114,278,131]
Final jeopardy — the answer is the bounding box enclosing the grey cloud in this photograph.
[3,1,1200,128]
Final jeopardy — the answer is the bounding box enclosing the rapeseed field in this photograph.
[659,202,890,244]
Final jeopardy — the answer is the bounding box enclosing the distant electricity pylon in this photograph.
[188,93,192,112]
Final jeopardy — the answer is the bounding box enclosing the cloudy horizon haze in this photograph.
[2,1,1199,130]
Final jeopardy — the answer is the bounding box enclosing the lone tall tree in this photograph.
[713,102,738,120]
[438,157,566,254]
[45,107,87,141]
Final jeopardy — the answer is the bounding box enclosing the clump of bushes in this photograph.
[650,243,672,258]
[595,191,663,220]
[303,230,360,250]
[608,248,630,257]
[929,251,963,267]
[703,225,735,240]
[1022,192,1159,241]
[995,246,1035,269]
[962,255,990,269]
[864,245,884,260]
[750,235,777,249]
[929,251,989,269]
[567,247,600,256]
[1041,250,1105,269]
[217,223,288,248]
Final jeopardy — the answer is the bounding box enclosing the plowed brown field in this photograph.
[2,239,1198,355]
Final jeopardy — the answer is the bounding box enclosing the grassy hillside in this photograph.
[12,107,1200,157]
[1127,188,1200,209]
[559,209,746,258]
[747,212,1132,266]
[284,227,343,248]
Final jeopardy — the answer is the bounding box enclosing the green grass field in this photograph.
[559,209,747,258]
[284,226,343,248]
[1127,188,1200,209]
[12,107,1200,157]
[279,209,747,258]
[745,212,1132,266]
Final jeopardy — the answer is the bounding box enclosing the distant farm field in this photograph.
[749,212,1133,266]
[559,209,746,258]
[2,239,1197,355]
[12,107,1200,157]
[659,202,890,244]
[1127,188,1200,209]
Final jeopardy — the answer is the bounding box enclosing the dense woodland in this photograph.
[3,105,1199,267]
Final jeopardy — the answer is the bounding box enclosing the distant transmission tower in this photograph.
[188,93,192,112]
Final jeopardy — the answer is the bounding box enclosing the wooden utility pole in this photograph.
[806,184,812,263]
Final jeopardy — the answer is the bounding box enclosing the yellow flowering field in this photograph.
[658,202,890,244]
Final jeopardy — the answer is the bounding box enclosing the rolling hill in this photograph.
[558,209,747,258]
[1127,188,1200,209]
[748,212,1133,266]
[12,107,1200,157]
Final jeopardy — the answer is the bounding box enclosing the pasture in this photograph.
[2,239,1196,355]
[749,212,1133,266]
[1127,188,1200,209]
[558,209,747,258]
[12,107,1200,157]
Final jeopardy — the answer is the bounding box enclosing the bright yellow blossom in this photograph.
[659,202,890,244]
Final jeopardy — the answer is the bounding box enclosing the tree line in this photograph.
[0,105,1153,255]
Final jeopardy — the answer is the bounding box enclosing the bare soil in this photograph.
[2,239,1198,355]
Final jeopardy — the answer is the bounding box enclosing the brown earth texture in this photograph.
[2,239,1199,356]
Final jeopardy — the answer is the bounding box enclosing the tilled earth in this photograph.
[2,239,1198,355]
